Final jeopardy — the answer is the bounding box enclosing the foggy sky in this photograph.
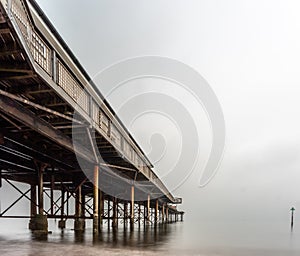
[8,0,300,223]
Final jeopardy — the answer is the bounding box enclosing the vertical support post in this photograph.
[61,188,65,217]
[107,198,110,230]
[138,203,141,228]
[66,190,69,216]
[144,202,147,227]
[124,201,128,229]
[147,195,150,225]
[30,164,48,232]
[28,184,37,231]
[38,165,44,215]
[82,193,85,219]
[155,199,158,225]
[0,169,2,188]
[74,184,84,231]
[93,165,99,234]
[116,199,119,229]
[130,186,134,230]
[50,175,55,215]
[162,204,165,223]
[30,185,37,217]
[75,185,81,218]
[98,190,103,229]
[166,206,169,223]
[112,197,117,229]
[58,185,65,230]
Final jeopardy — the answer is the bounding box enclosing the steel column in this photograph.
[112,197,118,229]
[166,206,169,223]
[147,195,150,225]
[38,165,44,215]
[50,175,54,215]
[93,165,99,234]
[124,201,128,229]
[162,204,165,223]
[155,199,158,224]
[138,203,141,228]
[30,185,37,217]
[98,189,103,229]
[58,185,65,230]
[130,186,134,230]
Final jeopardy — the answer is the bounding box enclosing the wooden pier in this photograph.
[0,0,184,235]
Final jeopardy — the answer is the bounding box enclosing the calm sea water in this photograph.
[0,219,300,255]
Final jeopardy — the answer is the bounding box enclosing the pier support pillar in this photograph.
[130,186,134,230]
[50,175,55,215]
[107,198,111,230]
[112,197,118,229]
[124,201,128,229]
[30,185,37,217]
[93,165,99,234]
[30,164,48,233]
[98,190,104,230]
[28,185,37,230]
[138,203,141,228]
[38,165,44,215]
[166,206,169,223]
[58,186,65,230]
[74,184,85,232]
[162,204,165,223]
[147,195,150,225]
[155,199,158,225]
[143,201,147,226]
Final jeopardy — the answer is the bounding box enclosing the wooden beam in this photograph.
[0,89,83,124]
[0,73,37,80]
[0,28,10,34]
[0,62,32,73]
[0,44,21,56]
[0,95,95,163]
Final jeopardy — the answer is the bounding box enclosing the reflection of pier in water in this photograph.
[0,0,184,237]
[74,224,176,249]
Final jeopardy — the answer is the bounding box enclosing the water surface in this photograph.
[1,219,300,255]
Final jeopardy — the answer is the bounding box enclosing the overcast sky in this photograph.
[30,0,300,223]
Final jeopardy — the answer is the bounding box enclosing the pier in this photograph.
[0,0,184,235]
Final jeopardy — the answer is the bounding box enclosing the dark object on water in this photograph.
[290,207,295,228]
